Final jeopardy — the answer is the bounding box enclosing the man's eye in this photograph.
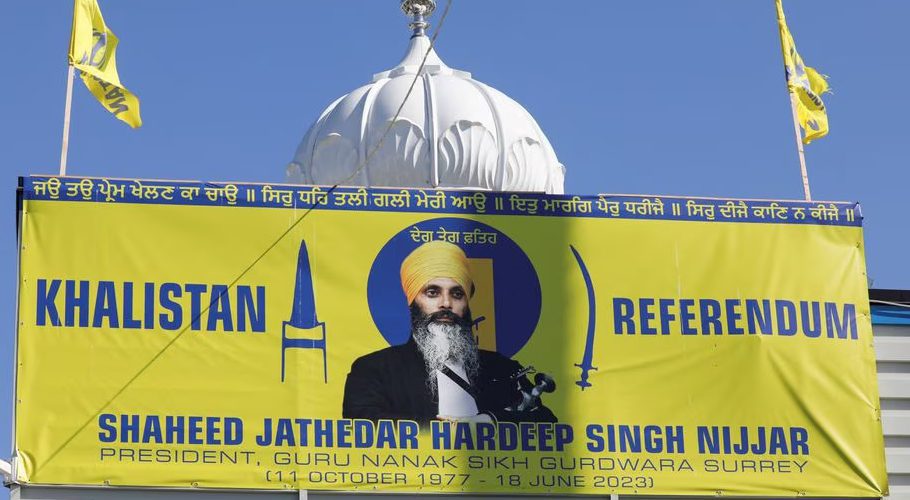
[425,288,439,297]
[452,290,464,299]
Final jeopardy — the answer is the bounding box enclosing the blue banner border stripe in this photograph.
[20,176,863,227]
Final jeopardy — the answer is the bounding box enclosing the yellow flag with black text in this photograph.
[776,0,828,144]
[69,0,142,128]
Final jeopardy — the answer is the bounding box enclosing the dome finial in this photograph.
[400,0,436,37]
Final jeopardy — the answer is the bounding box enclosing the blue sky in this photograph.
[2,1,909,494]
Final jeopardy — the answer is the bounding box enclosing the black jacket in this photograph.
[342,338,557,425]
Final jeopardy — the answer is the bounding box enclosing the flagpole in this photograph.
[775,0,812,202]
[59,64,75,176]
[788,92,812,201]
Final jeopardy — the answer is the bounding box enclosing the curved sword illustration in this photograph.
[570,245,597,390]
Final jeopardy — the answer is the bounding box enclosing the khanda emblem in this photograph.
[79,29,110,69]
[280,240,328,383]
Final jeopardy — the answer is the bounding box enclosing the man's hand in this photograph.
[436,413,493,423]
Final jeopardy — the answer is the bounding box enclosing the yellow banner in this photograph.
[14,177,886,496]
[69,0,142,128]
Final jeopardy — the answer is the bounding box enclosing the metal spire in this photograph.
[400,0,436,37]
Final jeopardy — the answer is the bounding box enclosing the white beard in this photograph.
[413,321,480,396]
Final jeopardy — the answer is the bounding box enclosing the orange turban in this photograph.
[400,240,473,305]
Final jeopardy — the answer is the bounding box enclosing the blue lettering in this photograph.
[122,282,141,329]
[296,419,311,446]
[618,425,641,452]
[791,427,809,454]
[120,414,139,443]
[207,284,233,331]
[537,423,553,452]
[699,299,722,334]
[498,423,518,451]
[613,297,635,334]
[37,279,62,326]
[144,282,155,328]
[92,280,119,328]
[776,300,797,336]
[225,417,243,445]
[237,286,266,332]
[375,420,397,449]
[666,425,685,453]
[354,419,373,448]
[315,419,333,447]
[746,299,772,334]
[432,421,450,450]
[65,280,90,327]
[749,427,767,454]
[697,426,719,453]
[826,303,857,340]
[644,425,662,453]
[188,416,203,445]
[336,419,351,448]
[733,427,753,454]
[658,299,676,335]
[256,418,273,446]
[205,417,222,445]
[721,426,732,453]
[166,416,184,444]
[159,283,183,330]
[456,423,475,449]
[476,422,496,450]
[725,299,743,335]
[680,299,696,335]
[142,416,162,444]
[98,414,116,443]
[186,284,207,331]
[639,298,656,335]
[555,424,572,451]
[800,301,821,338]
[275,419,295,446]
[398,421,418,449]
[769,427,788,454]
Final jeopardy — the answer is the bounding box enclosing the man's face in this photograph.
[410,277,479,386]
[412,277,469,321]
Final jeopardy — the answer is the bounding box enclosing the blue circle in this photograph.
[367,218,541,357]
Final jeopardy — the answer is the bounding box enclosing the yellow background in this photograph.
[14,198,887,496]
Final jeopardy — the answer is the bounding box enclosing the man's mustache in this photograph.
[428,310,460,323]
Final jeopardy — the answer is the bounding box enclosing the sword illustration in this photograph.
[281,239,328,383]
[570,245,597,390]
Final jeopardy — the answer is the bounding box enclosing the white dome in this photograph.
[287,33,565,194]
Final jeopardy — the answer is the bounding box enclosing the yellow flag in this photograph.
[69,0,142,128]
[776,0,828,144]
